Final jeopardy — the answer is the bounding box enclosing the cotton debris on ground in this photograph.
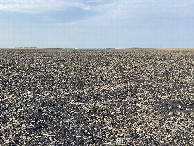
[0,49,193,145]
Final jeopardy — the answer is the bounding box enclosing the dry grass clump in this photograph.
[0,49,193,145]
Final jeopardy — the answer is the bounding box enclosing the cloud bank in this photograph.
[0,0,93,13]
[52,0,194,27]
[0,0,193,19]
[1,0,194,48]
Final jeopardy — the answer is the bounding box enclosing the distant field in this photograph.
[1,48,194,52]
[1,48,194,50]
[0,48,49,50]
[0,49,193,145]
[154,48,194,50]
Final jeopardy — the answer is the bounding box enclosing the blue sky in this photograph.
[0,0,194,48]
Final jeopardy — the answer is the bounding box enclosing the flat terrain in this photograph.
[0,49,193,145]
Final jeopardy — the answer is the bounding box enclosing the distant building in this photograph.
[64,48,75,49]
[15,46,37,49]
[106,48,115,49]
[132,47,140,49]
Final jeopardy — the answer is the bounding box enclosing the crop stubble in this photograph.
[0,49,193,145]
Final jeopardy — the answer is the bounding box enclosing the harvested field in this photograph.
[0,49,193,145]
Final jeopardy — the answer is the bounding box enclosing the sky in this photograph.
[0,0,194,48]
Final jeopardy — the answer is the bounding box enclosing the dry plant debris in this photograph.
[0,49,193,145]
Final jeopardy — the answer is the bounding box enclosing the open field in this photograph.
[154,48,194,51]
[1,48,194,50]
[0,49,193,145]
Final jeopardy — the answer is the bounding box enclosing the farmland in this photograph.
[0,49,193,145]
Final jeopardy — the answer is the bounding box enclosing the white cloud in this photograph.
[55,0,152,26]
[53,0,194,34]
[0,0,118,13]
[0,0,193,15]
[0,0,91,13]
[1,0,194,25]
